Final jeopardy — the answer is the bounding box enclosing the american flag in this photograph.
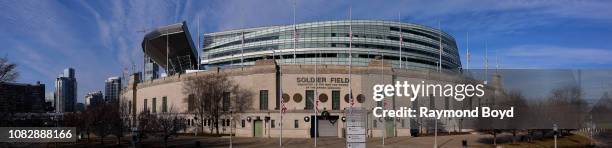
[349,90,354,107]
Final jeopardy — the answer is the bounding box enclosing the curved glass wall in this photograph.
[201,20,462,72]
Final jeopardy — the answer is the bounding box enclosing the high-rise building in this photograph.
[0,81,45,113]
[55,68,77,113]
[144,55,159,81]
[76,103,85,112]
[45,92,54,107]
[85,91,103,107]
[105,76,121,102]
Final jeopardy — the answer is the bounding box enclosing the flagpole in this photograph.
[166,29,169,75]
[382,53,386,145]
[485,41,488,84]
[398,12,402,69]
[466,32,469,72]
[314,43,318,147]
[435,21,442,148]
[278,49,284,147]
[293,0,297,64]
[348,6,354,148]
[349,6,354,112]
[496,48,499,72]
[197,15,201,70]
[438,21,442,73]
[240,9,245,67]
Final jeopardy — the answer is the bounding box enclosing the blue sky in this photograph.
[1,0,612,103]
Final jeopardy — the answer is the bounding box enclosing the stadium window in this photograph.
[260,90,268,110]
[332,90,340,110]
[373,120,377,128]
[152,97,157,113]
[429,94,435,109]
[357,94,365,103]
[162,96,167,113]
[143,99,148,112]
[187,94,195,111]
[445,97,449,110]
[223,92,231,111]
[344,94,350,103]
[305,90,314,109]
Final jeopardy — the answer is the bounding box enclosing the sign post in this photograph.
[346,107,366,148]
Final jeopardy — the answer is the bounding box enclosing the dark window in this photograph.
[294,120,299,128]
[332,90,340,110]
[344,94,350,103]
[162,96,168,113]
[271,120,275,128]
[305,90,314,109]
[143,99,148,112]
[373,120,377,128]
[152,97,157,113]
[319,93,328,102]
[223,92,231,111]
[293,93,303,103]
[187,94,195,111]
[445,97,450,110]
[357,94,365,103]
[429,94,435,109]
[282,93,290,103]
[260,90,268,110]
[241,120,245,128]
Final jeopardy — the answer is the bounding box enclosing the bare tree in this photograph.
[503,90,529,144]
[183,73,242,135]
[137,110,156,138]
[475,93,505,145]
[109,101,130,145]
[92,102,112,145]
[591,92,612,125]
[229,87,253,136]
[0,56,18,82]
[155,107,185,148]
[546,85,588,135]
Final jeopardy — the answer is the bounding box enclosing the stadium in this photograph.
[122,20,495,138]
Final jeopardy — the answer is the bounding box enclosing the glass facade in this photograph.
[202,20,461,72]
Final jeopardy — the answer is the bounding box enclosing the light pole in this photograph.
[230,111,233,148]
[553,124,557,148]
